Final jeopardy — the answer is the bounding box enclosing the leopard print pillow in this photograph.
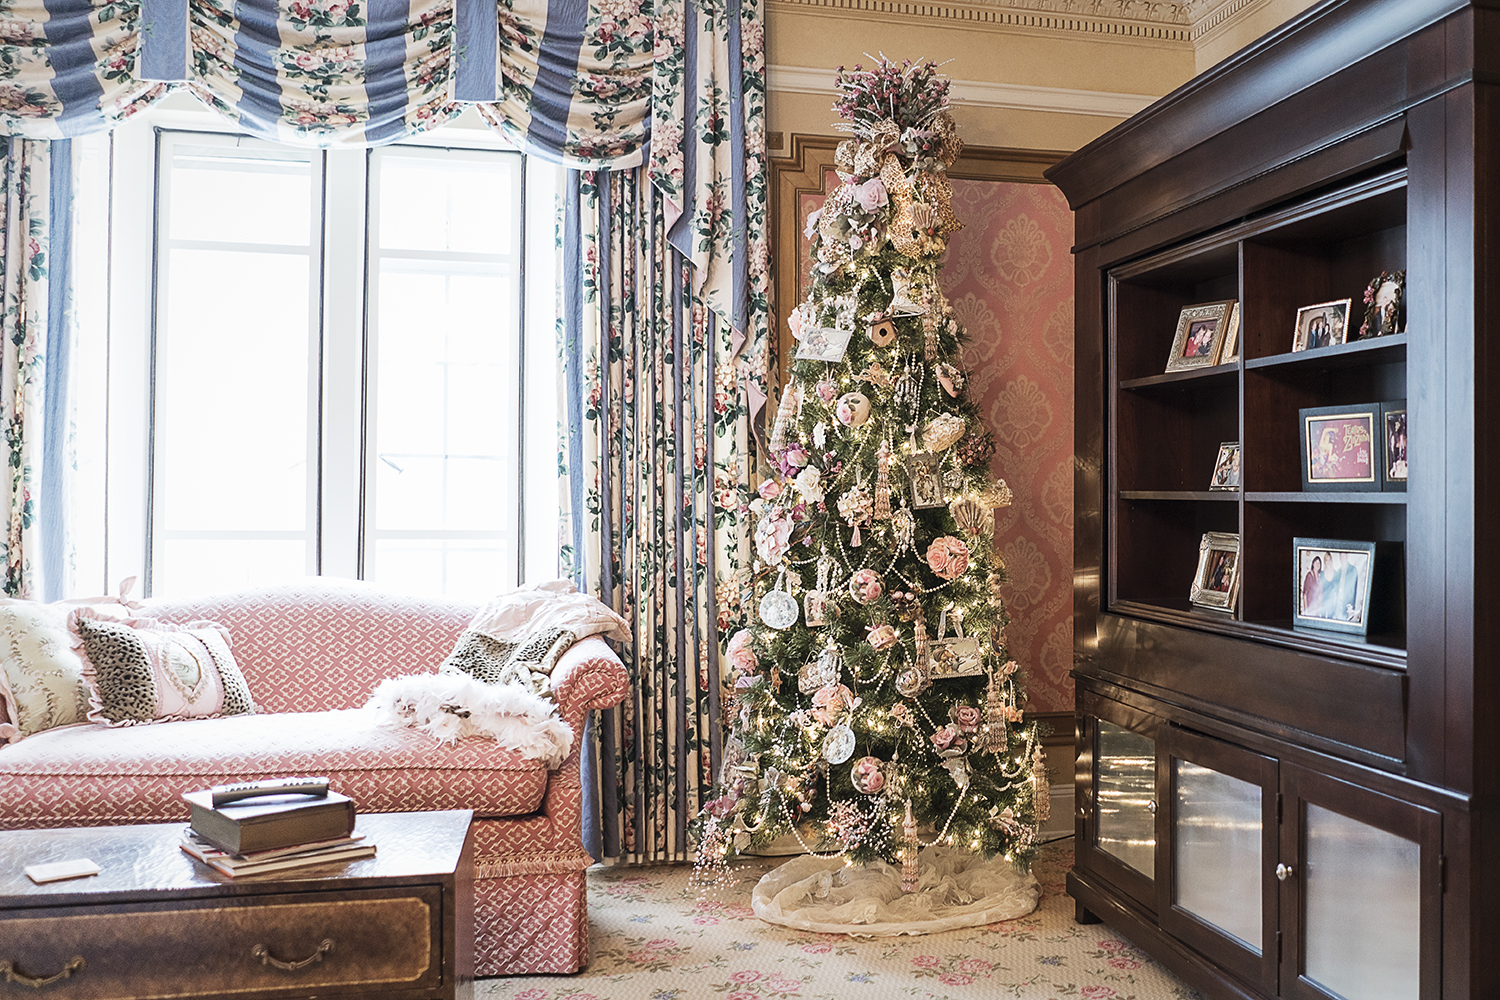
[74,615,256,726]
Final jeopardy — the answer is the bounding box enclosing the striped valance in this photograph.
[1,0,653,167]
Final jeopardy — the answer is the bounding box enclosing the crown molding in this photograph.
[1186,0,1268,40]
[766,0,1277,45]
[769,64,1158,119]
[766,0,1195,41]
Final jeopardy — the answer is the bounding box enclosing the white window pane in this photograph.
[377,155,515,254]
[366,145,523,600]
[156,539,307,598]
[168,151,312,246]
[1304,804,1420,1000]
[369,538,513,600]
[1173,760,1262,952]
[373,455,505,531]
[157,249,310,532]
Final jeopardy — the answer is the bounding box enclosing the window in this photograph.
[71,96,565,600]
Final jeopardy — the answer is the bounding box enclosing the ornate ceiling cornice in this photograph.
[765,0,1268,45]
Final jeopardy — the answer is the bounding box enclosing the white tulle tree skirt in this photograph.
[751,845,1040,936]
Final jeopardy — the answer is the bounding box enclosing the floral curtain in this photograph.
[0,135,68,600]
[559,0,765,864]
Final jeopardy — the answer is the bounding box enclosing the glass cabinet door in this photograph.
[1078,692,1163,910]
[1096,720,1158,878]
[1159,725,1279,994]
[1281,763,1441,1000]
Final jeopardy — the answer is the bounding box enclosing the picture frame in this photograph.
[1209,441,1241,490]
[1189,531,1241,613]
[1381,399,1407,491]
[927,636,986,679]
[1358,270,1405,339]
[1165,300,1237,372]
[1218,301,1241,363]
[1291,298,1352,352]
[1299,403,1380,491]
[907,452,946,509]
[1293,538,1375,634]
[1291,537,1404,637]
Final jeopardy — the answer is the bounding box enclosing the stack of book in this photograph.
[180,778,375,878]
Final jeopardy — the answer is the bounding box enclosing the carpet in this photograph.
[476,840,1206,1000]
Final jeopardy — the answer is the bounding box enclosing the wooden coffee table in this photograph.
[0,809,474,1000]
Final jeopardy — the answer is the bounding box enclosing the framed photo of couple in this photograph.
[1165,300,1238,372]
[1189,532,1240,613]
[1292,298,1352,352]
[1292,537,1404,636]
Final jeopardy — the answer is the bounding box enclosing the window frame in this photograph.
[72,97,562,600]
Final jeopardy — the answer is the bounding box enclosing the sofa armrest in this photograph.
[549,635,630,729]
[501,635,627,856]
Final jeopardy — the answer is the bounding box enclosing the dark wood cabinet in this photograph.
[1047,2,1497,997]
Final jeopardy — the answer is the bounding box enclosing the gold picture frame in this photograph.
[1165,300,1237,372]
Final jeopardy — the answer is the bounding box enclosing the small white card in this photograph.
[25,858,100,884]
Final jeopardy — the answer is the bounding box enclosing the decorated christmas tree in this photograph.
[696,58,1048,886]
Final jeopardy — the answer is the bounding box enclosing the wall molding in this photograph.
[770,64,1157,119]
[767,0,1273,47]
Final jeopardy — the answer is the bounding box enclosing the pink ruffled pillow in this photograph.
[70,609,257,726]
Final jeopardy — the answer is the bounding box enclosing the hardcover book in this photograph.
[181,788,356,855]
[179,828,376,877]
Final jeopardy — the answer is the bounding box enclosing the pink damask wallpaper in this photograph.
[943,180,1075,714]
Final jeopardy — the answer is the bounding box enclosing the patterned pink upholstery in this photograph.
[0,710,549,826]
[142,580,477,714]
[0,582,631,978]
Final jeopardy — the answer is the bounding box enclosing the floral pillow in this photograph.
[71,611,257,726]
[0,603,96,744]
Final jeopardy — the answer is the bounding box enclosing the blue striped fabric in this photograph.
[37,0,107,135]
[363,0,416,144]
[452,0,497,102]
[524,0,587,155]
[139,0,191,82]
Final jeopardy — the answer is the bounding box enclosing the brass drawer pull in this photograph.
[0,956,86,988]
[252,939,334,973]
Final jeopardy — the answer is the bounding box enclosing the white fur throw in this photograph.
[366,673,574,767]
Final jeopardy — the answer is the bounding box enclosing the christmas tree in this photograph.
[697,58,1047,886]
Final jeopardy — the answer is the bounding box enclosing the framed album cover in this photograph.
[1299,403,1380,491]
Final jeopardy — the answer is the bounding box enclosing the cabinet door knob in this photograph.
[1147,800,1157,815]
[1276,863,1294,882]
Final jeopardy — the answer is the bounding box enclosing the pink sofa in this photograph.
[0,580,629,977]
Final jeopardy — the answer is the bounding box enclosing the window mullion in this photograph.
[318,146,369,581]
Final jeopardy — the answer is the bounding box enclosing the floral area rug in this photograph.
[476,841,1207,1000]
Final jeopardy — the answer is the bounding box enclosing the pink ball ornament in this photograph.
[849,568,884,604]
[835,392,872,427]
[851,756,885,795]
